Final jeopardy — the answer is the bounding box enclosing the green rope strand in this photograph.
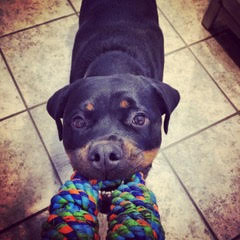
[107,173,165,240]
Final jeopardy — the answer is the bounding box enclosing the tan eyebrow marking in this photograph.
[120,100,129,108]
[86,103,94,111]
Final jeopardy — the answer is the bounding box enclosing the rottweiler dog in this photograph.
[47,0,180,182]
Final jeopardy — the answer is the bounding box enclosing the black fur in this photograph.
[47,0,180,180]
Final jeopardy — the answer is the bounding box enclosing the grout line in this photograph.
[0,49,29,107]
[0,109,27,122]
[0,49,63,186]
[157,6,187,47]
[162,112,239,151]
[187,30,224,47]
[162,152,219,240]
[157,6,238,112]
[67,0,79,15]
[157,5,226,48]
[28,101,48,111]
[27,111,63,186]
[0,13,77,39]
[0,207,48,235]
[0,102,47,123]
[188,47,239,112]
[165,30,227,57]
[165,45,187,57]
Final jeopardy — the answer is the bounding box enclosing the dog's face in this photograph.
[47,74,179,180]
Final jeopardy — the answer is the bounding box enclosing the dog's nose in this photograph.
[89,143,122,170]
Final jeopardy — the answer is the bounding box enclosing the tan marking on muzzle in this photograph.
[123,140,159,166]
[123,140,138,157]
[66,144,98,179]
[142,148,159,166]
[67,144,90,163]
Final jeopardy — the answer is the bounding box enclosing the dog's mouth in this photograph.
[99,181,124,213]
[100,189,114,199]
[100,180,124,197]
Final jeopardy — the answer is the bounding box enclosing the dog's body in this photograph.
[70,0,164,82]
[47,0,180,181]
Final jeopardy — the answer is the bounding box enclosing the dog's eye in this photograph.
[132,113,148,126]
[72,116,86,128]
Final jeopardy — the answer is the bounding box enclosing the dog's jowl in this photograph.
[47,0,180,180]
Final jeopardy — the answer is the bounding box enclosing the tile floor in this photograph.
[0,0,239,239]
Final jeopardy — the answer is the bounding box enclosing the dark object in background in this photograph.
[202,0,240,39]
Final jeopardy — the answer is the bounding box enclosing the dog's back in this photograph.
[79,0,159,25]
[70,0,164,83]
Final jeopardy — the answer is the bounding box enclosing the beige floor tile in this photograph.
[98,213,108,240]
[191,32,240,110]
[0,56,25,119]
[0,211,48,240]
[146,155,214,240]
[31,104,72,182]
[0,16,78,107]
[156,0,216,44]
[161,48,235,148]
[157,10,185,54]
[0,0,74,36]
[164,115,240,240]
[0,112,60,230]
[70,0,82,12]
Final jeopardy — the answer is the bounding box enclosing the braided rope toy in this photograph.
[42,172,165,240]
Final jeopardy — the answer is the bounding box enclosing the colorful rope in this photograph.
[42,172,165,240]
[107,173,165,240]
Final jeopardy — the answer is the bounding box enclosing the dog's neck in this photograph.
[84,50,146,77]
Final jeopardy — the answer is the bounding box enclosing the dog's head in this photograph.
[47,74,179,180]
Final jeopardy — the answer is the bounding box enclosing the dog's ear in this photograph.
[47,85,70,141]
[152,81,180,134]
